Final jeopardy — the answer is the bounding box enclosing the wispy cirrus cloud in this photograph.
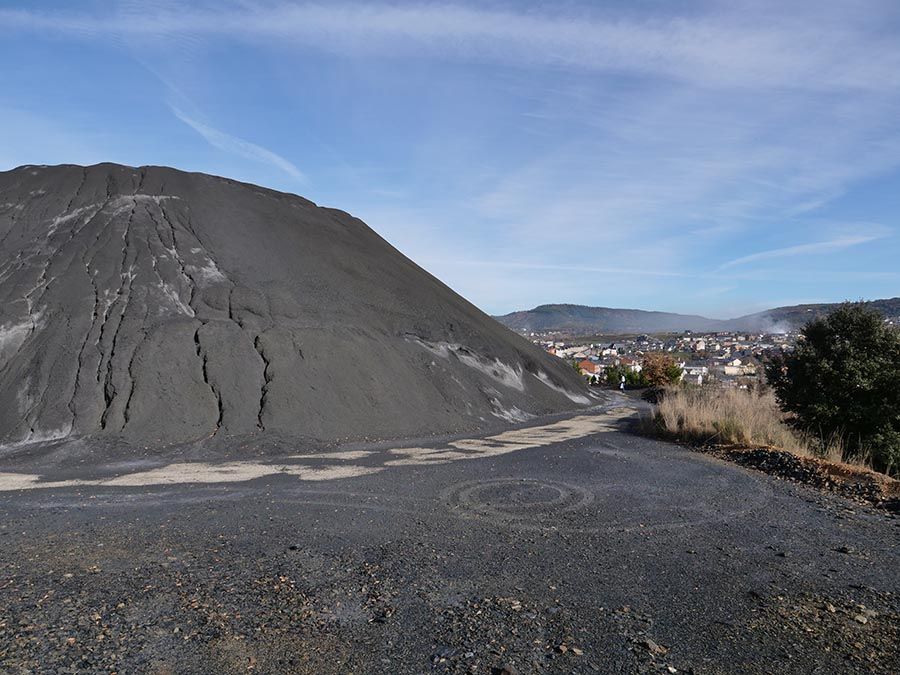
[2,2,899,92]
[2,1,899,314]
[429,258,694,279]
[170,106,306,183]
[719,230,889,269]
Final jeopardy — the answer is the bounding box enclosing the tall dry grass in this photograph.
[649,387,804,451]
[647,386,851,464]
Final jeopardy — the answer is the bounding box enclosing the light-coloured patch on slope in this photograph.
[137,195,181,204]
[109,195,180,208]
[196,260,226,284]
[102,195,181,223]
[535,370,592,404]
[0,320,32,359]
[47,203,104,237]
[489,399,533,423]
[187,248,227,285]
[408,336,524,391]
[156,281,195,317]
[2,424,73,450]
[456,352,524,391]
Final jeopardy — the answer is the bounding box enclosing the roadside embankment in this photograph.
[640,386,900,512]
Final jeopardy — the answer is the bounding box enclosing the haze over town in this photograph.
[2,0,899,317]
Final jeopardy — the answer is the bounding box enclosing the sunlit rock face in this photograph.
[0,163,592,448]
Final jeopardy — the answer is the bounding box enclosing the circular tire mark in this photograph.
[442,478,594,526]
[442,475,775,534]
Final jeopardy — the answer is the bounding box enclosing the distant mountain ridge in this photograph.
[495,298,900,335]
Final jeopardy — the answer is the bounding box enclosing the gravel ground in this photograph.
[1,411,898,674]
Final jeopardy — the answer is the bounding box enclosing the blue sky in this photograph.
[1,1,899,317]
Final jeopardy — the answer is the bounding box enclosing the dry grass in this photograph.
[647,386,847,461]
[643,386,900,497]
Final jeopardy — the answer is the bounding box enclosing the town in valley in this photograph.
[528,329,798,388]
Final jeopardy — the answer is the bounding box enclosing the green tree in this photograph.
[605,365,648,389]
[765,303,900,475]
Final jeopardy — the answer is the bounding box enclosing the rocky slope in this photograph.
[0,163,591,448]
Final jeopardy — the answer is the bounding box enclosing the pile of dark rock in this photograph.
[716,447,899,513]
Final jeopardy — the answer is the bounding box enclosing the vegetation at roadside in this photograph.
[645,384,899,506]
[642,303,899,477]
[604,365,647,388]
[598,353,682,390]
[766,304,900,476]
[641,353,683,387]
[647,386,834,458]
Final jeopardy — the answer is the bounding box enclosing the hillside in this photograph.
[496,304,722,334]
[729,298,900,332]
[496,299,900,335]
[0,163,591,448]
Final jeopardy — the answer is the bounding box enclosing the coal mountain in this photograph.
[0,163,591,448]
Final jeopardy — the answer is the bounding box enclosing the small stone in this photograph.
[431,646,459,662]
[571,647,583,656]
[556,644,568,654]
[668,667,678,674]
[825,603,836,613]
[639,638,669,656]
[853,614,868,625]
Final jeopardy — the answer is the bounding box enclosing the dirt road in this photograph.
[1,402,897,673]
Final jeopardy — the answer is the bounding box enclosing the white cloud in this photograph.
[169,106,305,183]
[432,259,693,279]
[4,1,899,313]
[2,3,899,92]
[719,231,889,269]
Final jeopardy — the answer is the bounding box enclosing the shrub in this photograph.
[765,303,900,475]
[641,353,683,387]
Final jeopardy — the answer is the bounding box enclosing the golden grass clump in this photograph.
[650,387,810,455]
[645,385,899,479]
